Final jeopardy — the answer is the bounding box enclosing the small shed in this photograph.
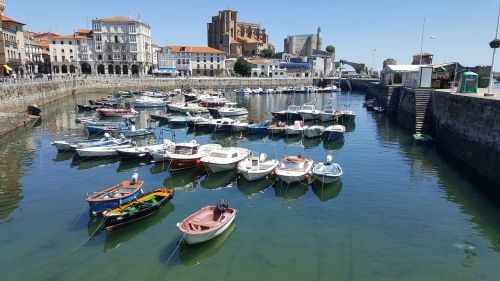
[380,65,420,86]
[458,71,478,93]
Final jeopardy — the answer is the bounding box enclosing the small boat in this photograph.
[77,104,103,111]
[116,141,174,159]
[97,108,138,118]
[86,173,144,215]
[275,155,314,184]
[231,120,249,132]
[267,122,286,134]
[323,125,345,140]
[86,124,127,135]
[199,96,228,108]
[373,106,386,113]
[27,104,41,116]
[209,118,237,132]
[115,126,155,137]
[298,104,321,121]
[341,111,356,123]
[187,115,212,128]
[85,121,128,127]
[248,121,270,134]
[312,155,343,183]
[217,102,248,117]
[413,133,433,145]
[319,101,342,122]
[52,133,127,151]
[284,120,305,136]
[304,125,325,138]
[271,105,301,121]
[200,147,250,173]
[237,153,278,182]
[155,141,222,171]
[132,96,169,108]
[169,115,188,125]
[177,200,237,245]
[103,188,175,232]
[75,116,96,123]
[168,103,208,114]
[150,114,170,122]
[76,143,133,157]
[235,87,252,95]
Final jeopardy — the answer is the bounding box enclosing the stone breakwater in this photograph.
[366,83,500,186]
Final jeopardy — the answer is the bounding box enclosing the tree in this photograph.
[326,45,335,53]
[260,48,275,58]
[234,57,251,77]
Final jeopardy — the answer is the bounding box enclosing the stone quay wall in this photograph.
[368,82,500,185]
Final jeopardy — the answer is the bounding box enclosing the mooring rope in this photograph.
[164,234,186,265]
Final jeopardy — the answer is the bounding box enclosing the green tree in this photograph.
[326,45,335,53]
[234,57,251,77]
[260,48,275,58]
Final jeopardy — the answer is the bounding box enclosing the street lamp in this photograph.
[487,3,500,96]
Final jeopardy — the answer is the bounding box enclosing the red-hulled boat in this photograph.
[166,141,222,171]
[97,108,138,118]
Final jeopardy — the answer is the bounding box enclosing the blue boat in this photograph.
[87,125,128,135]
[86,174,144,215]
[248,121,270,134]
[323,125,345,140]
[150,114,170,122]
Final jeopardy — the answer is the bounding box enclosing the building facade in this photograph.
[249,58,286,78]
[284,27,322,57]
[155,47,176,75]
[23,31,43,74]
[164,46,225,77]
[91,16,152,75]
[49,33,94,75]
[2,15,25,75]
[207,10,272,57]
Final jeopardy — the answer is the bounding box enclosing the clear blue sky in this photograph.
[6,0,500,70]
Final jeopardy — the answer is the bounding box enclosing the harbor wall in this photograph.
[367,82,500,186]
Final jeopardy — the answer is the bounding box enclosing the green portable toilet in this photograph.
[458,71,478,93]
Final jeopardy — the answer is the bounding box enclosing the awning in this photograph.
[3,65,13,71]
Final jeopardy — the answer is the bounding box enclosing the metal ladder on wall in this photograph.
[414,90,432,133]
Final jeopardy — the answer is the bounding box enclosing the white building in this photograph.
[2,15,26,75]
[249,58,286,78]
[155,47,176,75]
[91,16,152,76]
[23,31,43,74]
[49,33,94,75]
[164,46,226,77]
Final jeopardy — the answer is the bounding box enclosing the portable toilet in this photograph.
[458,71,478,93]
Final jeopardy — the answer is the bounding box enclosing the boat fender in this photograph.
[326,155,333,165]
[303,175,310,180]
[131,173,139,184]
[119,199,122,205]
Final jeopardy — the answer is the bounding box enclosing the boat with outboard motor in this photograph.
[312,155,343,183]
[151,141,222,171]
[304,125,325,138]
[298,104,321,121]
[275,155,314,184]
[217,102,248,117]
[284,120,305,136]
[200,147,250,173]
[323,125,345,140]
[97,108,138,118]
[271,105,301,121]
[237,152,278,182]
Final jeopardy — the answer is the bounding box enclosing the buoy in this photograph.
[194,159,201,165]
[303,175,310,180]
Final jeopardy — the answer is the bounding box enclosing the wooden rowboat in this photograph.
[177,200,237,245]
[103,188,175,232]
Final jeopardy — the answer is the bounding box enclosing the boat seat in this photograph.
[188,220,219,228]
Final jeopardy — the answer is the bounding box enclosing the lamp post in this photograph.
[487,3,500,96]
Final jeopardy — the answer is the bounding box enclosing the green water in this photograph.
[1,90,499,281]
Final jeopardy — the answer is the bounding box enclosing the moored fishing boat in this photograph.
[200,147,250,173]
[312,155,343,183]
[298,104,321,121]
[217,102,248,117]
[267,122,286,134]
[248,121,270,134]
[413,133,433,145]
[323,125,345,140]
[97,108,138,118]
[132,96,169,108]
[237,153,278,182]
[150,114,170,122]
[271,105,301,121]
[304,125,325,138]
[209,118,237,132]
[284,120,305,136]
[319,101,342,122]
[177,200,237,245]
[52,133,127,151]
[275,155,314,184]
[76,143,133,157]
[116,141,174,159]
[231,120,249,132]
[86,173,144,215]
[103,188,175,232]
[158,141,222,171]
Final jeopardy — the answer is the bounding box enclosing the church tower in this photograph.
[316,26,322,51]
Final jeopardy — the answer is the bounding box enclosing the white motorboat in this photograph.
[275,155,314,184]
[159,141,222,171]
[284,120,305,136]
[52,133,126,151]
[217,102,248,117]
[200,147,250,173]
[237,153,278,182]
[319,101,342,122]
[341,110,356,123]
[312,155,343,183]
[209,118,237,132]
[115,141,174,159]
[235,87,252,95]
[132,96,168,108]
[177,200,236,245]
[168,103,209,114]
[323,125,345,140]
[231,120,249,132]
[303,125,325,138]
[76,143,133,157]
[298,104,321,121]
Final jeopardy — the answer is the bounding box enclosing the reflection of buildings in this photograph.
[207,10,272,57]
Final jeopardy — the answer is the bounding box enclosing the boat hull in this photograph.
[298,112,317,121]
[323,131,344,140]
[170,158,203,171]
[182,214,236,245]
[248,127,267,134]
[304,129,324,138]
[88,191,141,214]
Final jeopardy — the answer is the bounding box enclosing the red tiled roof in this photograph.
[34,32,60,39]
[39,40,49,47]
[50,35,90,40]
[94,16,134,23]
[1,15,25,25]
[164,46,225,54]
[76,29,92,34]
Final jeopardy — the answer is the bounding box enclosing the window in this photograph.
[114,36,119,43]
[197,64,200,69]
[70,56,73,61]
[217,57,220,63]
[98,54,102,60]
[53,56,57,62]
[130,44,137,52]
[69,41,72,45]
[70,49,73,53]
[122,54,127,60]
[132,54,137,60]
[210,57,213,62]
[52,40,55,44]
[129,25,136,33]
[113,53,120,60]
[203,57,206,63]
[62,56,66,61]
[77,40,81,45]
[110,26,114,33]
[210,64,213,69]
[95,35,102,42]
[96,43,102,50]
[177,59,181,64]
[61,49,65,53]
[217,64,220,69]
[94,24,101,31]
[129,35,136,42]
[108,54,112,60]
[196,57,199,62]
[60,41,64,45]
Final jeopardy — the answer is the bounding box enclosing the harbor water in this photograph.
[1,90,500,281]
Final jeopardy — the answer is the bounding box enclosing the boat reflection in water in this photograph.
[344,122,356,133]
[163,168,205,191]
[71,156,120,170]
[150,162,171,174]
[237,176,273,197]
[53,151,75,162]
[322,138,345,151]
[302,137,321,149]
[103,203,175,252]
[273,181,308,200]
[178,223,236,266]
[116,158,151,172]
[311,180,342,202]
[201,170,237,190]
